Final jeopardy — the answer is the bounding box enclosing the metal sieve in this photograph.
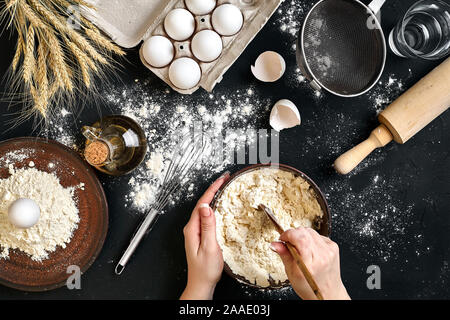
[296,0,387,97]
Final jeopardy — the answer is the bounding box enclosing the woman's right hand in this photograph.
[271,227,350,300]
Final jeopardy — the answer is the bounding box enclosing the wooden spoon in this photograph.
[259,204,324,300]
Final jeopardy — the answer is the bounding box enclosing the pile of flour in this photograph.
[215,167,323,287]
[0,165,80,261]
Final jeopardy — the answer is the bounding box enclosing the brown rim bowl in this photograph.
[211,163,331,289]
[0,137,108,292]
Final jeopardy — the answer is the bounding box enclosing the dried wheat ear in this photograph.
[3,0,125,122]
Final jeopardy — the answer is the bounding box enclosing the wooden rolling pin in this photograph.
[334,57,450,175]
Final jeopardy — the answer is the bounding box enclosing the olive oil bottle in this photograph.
[82,115,147,176]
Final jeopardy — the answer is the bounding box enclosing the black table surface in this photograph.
[0,0,449,300]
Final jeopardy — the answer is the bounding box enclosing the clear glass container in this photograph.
[389,0,450,60]
[82,115,147,176]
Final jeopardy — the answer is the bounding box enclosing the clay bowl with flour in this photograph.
[0,137,108,291]
[211,163,331,289]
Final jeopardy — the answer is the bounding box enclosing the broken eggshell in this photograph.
[251,51,286,82]
[269,99,301,132]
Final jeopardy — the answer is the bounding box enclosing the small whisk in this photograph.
[115,133,210,275]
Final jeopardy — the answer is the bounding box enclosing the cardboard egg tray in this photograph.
[82,0,282,94]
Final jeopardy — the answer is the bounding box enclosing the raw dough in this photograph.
[215,167,323,287]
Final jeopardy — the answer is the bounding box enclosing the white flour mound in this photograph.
[0,165,80,261]
[215,168,324,287]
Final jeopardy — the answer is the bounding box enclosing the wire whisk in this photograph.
[115,133,210,275]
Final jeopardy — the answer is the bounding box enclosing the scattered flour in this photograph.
[103,81,273,212]
[368,74,408,115]
[0,149,35,165]
[275,0,309,38]
[0,165,80,261]
[324,172,416,262]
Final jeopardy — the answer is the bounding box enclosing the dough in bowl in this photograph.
[215,167,324,287]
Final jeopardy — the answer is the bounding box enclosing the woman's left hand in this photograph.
[180,172,230,300]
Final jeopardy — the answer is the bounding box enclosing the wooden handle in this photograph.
[285,243,324,300]
[379,57,450,144]
[334,125,393,175]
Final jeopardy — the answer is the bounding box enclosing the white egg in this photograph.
[185,0,216,15]
[8,198,41,229]
[169,57,201,89]
[191,30,223,62]
[212,4,243,36]
[164,9,195,41]
[142,36,174,68]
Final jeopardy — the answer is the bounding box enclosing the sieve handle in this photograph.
[368,0,386,14]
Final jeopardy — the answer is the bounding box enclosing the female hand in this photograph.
[271,227,350,300]
[180,172,230,300]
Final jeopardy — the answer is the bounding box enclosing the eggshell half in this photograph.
[251,51,286,82]
[269,99,301,132]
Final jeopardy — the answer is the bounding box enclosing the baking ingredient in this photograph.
[275,1,308,38]
[82,115,148,176]
[185,0,216,15]
[8,198,41,229]
[169,58,202,90]
[269,99,301,131]
[191,30,223,62]
[95,81,272,212]
[142,36,174,68]
[0,165,80,261]
[251,51,286,82]
[1,0,125,121]
[369,74,407,114]
[215,167,324,287]
[212,4,243,36]
[164,8,196,41]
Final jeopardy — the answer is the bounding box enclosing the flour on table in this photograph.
[368,74,407,114]
[43,79,273,213]
[275,0,309,38]
[103,80,272,212]
[0,165,80,261]
[324,171,416,262]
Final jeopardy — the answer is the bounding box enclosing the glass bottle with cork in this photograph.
[82,115,147,176]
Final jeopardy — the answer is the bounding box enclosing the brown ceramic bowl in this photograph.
[0,137,108,291]
[211,163,331,289]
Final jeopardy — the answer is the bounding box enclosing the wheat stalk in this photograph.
[2,0,125,122]
[84,28,125,56]
[44,28,74,92]
[35,41,50,116]
[29,0,108,64]
[22,24,35,85]
[65,38,93,88]
[11,32,23,71]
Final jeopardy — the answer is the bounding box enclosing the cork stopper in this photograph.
[84,141,109,166]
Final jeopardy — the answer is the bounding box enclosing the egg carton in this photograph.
[82,0,282,94]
